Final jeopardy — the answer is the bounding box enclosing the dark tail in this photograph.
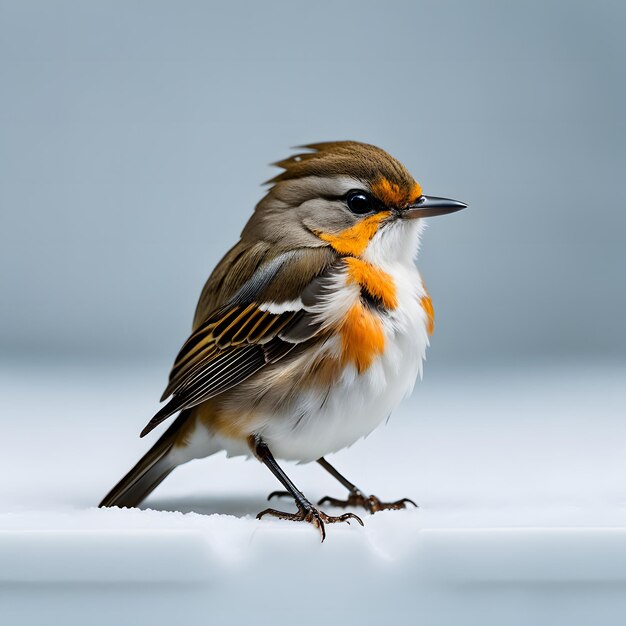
[99,411,189,509]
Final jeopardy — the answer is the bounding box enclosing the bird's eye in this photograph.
[346,190,374,215]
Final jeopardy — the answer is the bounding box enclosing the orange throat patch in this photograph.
[318,211,390,256]
[344,257,398,309]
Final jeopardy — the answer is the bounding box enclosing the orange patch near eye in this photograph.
[420,292,435,336]
[340,302,385,373]
[371,177,423,207]
[344,257,398,309]
[408,182,423,204]
[318,211,390,256]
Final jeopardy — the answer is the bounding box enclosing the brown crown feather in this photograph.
[267,141,417,195]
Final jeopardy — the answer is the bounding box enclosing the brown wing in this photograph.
[140,246,337,438]
[162,302,307,401]
[140,305,305,437]
[191,241,335,330]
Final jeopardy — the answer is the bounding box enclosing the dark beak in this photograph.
[403,195,467,219]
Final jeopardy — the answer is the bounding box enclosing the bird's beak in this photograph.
[403,195,467,219]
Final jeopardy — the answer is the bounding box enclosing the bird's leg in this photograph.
[316,457,418,514]
[251,438,363,541]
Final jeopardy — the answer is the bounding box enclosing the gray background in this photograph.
[1,0,625,367]
[2,4,626,623]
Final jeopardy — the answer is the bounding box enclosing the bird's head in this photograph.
[242,141,466,264]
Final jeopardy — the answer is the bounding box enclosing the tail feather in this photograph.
[99,411,189,509]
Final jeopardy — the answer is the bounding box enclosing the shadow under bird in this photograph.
[99,141,467,540]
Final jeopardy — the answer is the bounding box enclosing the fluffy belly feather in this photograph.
[255,327,426,462]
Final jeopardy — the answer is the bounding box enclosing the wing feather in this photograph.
[142,249,337,438]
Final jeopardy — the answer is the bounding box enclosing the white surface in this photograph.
[1,358,626,625]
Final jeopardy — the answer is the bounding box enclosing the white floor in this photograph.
[1,358,625,625]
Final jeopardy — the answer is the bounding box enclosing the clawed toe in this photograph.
[317,495,353,508]
[318,492,418,514]
[266,490,292,501]
[256,501,363,541]
[369,496,418,512]
[320,510,364,527]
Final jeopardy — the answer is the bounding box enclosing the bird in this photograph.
[99,141,466,540]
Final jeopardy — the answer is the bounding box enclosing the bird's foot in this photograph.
[257,497,364,542]
[318,491,417,514]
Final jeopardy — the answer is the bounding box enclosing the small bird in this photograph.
[99,141,466,540]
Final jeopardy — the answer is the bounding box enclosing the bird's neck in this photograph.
[361,218,424,269]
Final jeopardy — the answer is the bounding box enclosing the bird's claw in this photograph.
[267,490,292,501]
[257,500,364,541]
[318,492,418,514]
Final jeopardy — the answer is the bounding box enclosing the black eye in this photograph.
[346,190,374,215]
